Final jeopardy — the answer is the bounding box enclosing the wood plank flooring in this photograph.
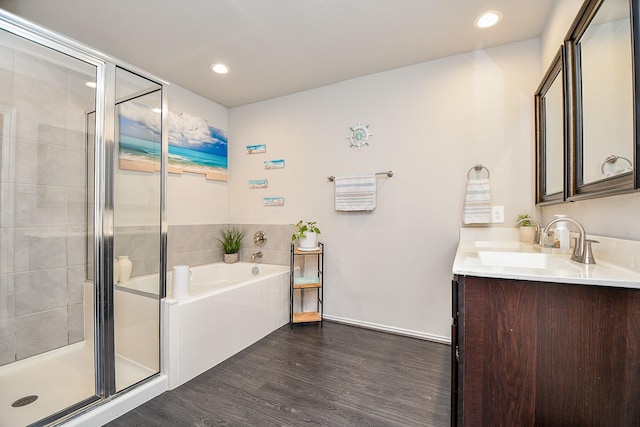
[107,321,451,426]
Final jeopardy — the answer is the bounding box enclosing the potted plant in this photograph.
[217,227,245,263]
[291,220,321,249]
[516,214,536,243]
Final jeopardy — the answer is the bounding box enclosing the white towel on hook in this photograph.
[463,178,491,224]
[334,173,376,211]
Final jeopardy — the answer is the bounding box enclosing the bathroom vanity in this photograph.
[451,229,640,426]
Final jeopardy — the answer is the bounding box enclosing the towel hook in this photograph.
[467,164,490,180]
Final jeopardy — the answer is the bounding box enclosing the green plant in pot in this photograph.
[516,214,534,227]
[217,227,245,263]
[291,220,321,250]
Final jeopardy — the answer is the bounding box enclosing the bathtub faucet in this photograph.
[251,251,263,262]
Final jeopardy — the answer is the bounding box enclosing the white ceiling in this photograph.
[0,0,555,108]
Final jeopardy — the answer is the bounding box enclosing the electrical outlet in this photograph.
[491,205,505,223]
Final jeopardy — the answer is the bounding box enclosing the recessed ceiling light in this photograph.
[210,63,229,74]
[474,11,502,29]
[85,81,97,88]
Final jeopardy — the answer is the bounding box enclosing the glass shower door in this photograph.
[0,27,99,425]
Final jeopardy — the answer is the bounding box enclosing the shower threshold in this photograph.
[0,341,155,426]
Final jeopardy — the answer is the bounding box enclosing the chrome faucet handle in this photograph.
[254,231,267,247]
[582,239,598,264]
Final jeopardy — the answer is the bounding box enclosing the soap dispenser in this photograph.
[554,214,570,252]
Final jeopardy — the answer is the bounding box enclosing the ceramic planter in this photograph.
[299,231,318,249]
[519,226,536,243]
[224,253,238,264]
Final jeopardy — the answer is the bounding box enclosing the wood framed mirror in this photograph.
[565,0,639,199]
[535,47,567,205]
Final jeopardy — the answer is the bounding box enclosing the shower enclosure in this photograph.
[0,11,166,426]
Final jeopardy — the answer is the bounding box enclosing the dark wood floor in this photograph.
[108,321,451,426]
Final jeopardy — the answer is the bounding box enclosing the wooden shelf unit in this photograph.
[290,242,324,327]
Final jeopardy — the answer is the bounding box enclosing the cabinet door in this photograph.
[458,276,538,426]
[535,283,640,426]
[456,276,640,426]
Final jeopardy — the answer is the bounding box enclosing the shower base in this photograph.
[0,341,155,426]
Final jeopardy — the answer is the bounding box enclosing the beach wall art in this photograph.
[118,102,229,182]
[246,144,266,154]
[118,101,162,173]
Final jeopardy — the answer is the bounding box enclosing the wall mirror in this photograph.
[566,0,639,199]
[535,47,566,204]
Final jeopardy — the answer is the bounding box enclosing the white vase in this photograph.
[299,231,318,249]
[114,258,120,284]
[117,256,132,282]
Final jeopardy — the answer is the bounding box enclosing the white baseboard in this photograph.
[323,315,452,345]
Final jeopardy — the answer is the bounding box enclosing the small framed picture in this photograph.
[249,179,268,189]
[264,159,285,169]
[263,197,284,207]
[246,144,266,154]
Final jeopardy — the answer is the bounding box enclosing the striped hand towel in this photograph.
[463,178,491,224]
[334,173,376,211]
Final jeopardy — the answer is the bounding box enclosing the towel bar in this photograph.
[467,164,490,180]
[327,171,393,182]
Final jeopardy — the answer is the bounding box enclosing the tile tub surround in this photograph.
[167,223,292,270]
[114,225,161,279]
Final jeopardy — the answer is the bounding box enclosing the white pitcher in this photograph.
[172,265,192,300]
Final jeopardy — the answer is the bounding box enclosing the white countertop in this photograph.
[452,228,640,289]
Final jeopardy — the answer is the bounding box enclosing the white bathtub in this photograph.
[148,262,291,389]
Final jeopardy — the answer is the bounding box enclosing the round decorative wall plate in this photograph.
[347,122,372,149]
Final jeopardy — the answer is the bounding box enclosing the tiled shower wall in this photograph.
[0,50,92,366]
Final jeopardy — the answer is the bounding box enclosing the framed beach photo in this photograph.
[246,144,266,154]
[263,197,284,207]
[249,179,268,189]
[264,159,285,169]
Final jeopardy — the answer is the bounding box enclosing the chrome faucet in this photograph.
[515,217,541,245]
[542,217,596,264]
[251,251,263,262]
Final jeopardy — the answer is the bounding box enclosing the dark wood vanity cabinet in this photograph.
[451,275,640,427]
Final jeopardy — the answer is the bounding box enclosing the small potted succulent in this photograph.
[291,220,321,250]
[217,227,245,263]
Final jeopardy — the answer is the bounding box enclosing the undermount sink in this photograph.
[478,251,549,269]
